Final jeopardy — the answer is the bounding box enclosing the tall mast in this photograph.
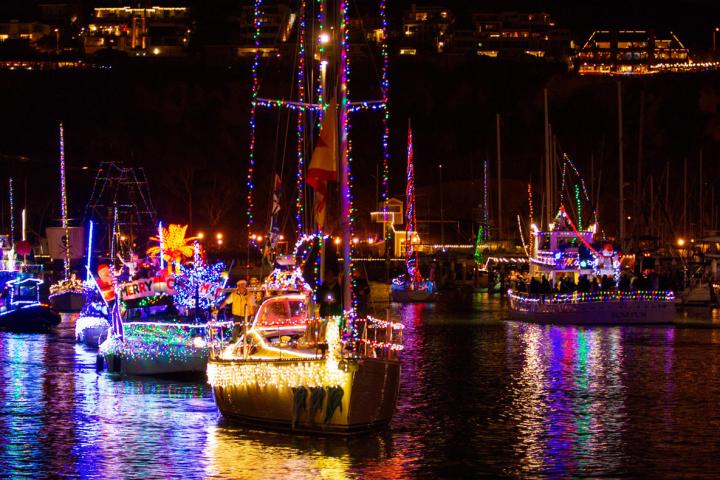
[8,177,15,247]
[617,82,624,250]
[496,113,502,239]
[59,123,71,280]
[339,0,352,312]
[544,88,551,227]
[405,120,420,282]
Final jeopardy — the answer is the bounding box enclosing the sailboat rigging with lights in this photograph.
[207,0,403,434]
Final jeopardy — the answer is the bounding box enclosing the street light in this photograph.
[197,232,204,239]
[714,27,719,54]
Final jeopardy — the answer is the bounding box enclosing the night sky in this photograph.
[1,1,720,245]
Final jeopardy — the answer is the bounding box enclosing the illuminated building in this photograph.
[234,4,294,57]
[84,2,191,56]
[0,21,52,43]
[578,30,690,75]
[400,4,453,54]
[472,12,570,60]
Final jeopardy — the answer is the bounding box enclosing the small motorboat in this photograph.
[0,273,60,332]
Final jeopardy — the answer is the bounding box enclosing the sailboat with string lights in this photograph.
[48,123,85,313]
[390,123,437,302]
[508,154,675,325]
[207,0,403,434]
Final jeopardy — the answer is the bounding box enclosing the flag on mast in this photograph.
[307,99,338,232]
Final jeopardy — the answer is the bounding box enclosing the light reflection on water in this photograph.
[1,296,720,477]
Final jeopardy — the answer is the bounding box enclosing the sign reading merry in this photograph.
[120,278,176,300]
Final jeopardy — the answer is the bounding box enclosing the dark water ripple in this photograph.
[2,291,720,478]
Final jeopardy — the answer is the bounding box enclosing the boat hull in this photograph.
[49,292,84,313]
[390,288,438,303]
[508,291,676,325]
[210,358,401,435]
[100,336,209,376]
[75,316,110,348]
[0,305,61,332]
[104,352,207,376]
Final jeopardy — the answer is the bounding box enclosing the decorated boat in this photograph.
[100,237,232,376]
[0,269,61,332]
[74,275,110,348]
[507,155,675,325]
[390,124,438,303]
[49,123,84,313]
[207,3,403,433]
[208,263,403,434]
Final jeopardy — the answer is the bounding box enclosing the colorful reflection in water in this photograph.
[1,299,720,477]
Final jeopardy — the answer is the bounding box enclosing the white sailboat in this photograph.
[207,0,403,434]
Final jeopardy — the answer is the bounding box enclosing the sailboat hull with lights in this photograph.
[0,304,61,332]
[507,290,676,325]
[390,287,438,303]
[209,357,400,434]
[49,291,84,313]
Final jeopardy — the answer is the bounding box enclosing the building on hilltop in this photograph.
[577,30,690,75]
[399,4,453,55]
[473,12,571,60]
[83,1,191,57]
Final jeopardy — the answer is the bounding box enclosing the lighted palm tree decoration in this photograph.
[146,224,199,273]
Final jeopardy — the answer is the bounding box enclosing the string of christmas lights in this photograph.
[379,0,390,224]
[173,248,226,310]
[246,0,264,246]
[295,0,307,234]
[8,178,14,245]
[509,289,675,304]
[315,0,325,126]
[59,123,71,279]
[339,0,358,317]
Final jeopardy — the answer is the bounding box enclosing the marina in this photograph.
[3,295,720,477]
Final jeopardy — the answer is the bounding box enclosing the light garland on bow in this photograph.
[293,233,326,291]
[263,267,313,294]
[208,319,348,388]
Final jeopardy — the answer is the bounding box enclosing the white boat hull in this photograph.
[508,290,676,325]
[106,353,207,376]
[75,316,110,348]
[100,336,208,376]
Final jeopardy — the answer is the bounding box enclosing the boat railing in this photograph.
[349,315,404,361]
[508,289,675,308]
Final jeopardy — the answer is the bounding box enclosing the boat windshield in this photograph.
[253,295,310,331]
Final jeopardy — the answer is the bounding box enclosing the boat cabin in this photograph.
[530,226,618,284]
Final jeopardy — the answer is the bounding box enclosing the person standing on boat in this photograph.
[217,279,257,340]
[318,269,343,317]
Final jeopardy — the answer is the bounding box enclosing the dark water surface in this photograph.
[2,292,720,479]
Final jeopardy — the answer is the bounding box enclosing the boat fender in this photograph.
[309,387,325,421]
[324,386,344,423]
[291,387,308,429]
